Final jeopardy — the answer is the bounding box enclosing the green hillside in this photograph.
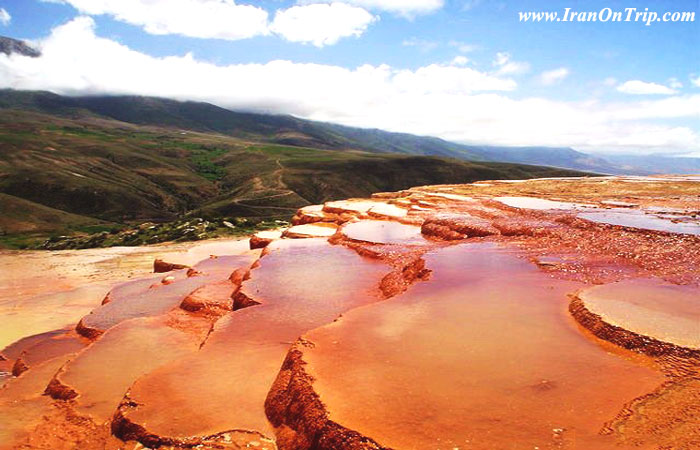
[0,93,591,249]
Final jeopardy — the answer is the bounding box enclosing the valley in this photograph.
[0,91,587,248]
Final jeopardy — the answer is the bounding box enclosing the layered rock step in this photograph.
[571,278,700,357]
[76,255,254,339]
[45,316,202,424]
[0,284,110,351]
[112,239,389,447]
[0,355,76,449]
[268,244,666,449]
[2,176,699,449]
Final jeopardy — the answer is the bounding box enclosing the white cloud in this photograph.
[667,77,683,89]
[492,52,530,76]
[617,80,677,95]
[451,55,469,66]
[0,8,10,26]
[299,0,444,17]
[390,64,515,94]
[539,67,569,85]
[402,37,438,53]
[448,40,478,53]
[271,3,377,47]
[606,95,700,121]
[45,0,269,40]
[461,0,482,12]
[1,17,698,155]
[47,0,380,46]
[603,77,617,87]
[691,75,700,88]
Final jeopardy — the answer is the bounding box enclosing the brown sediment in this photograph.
[153,259,190,273]
[186,267,202,277]
[420,214,500,241]
[601,377,700,448]
[491,217,551,236]
[11,356,29,377]
[230,267,250,284]
[112,399,277,449]
[9,336,88,380]
[101,292,113,305]
[44,371,78,400]
[180,280,237,315]
[250,230,284,249]
[292,204,343,225]
[322,200,377,215]
[75,317,104,340]
[13,402,115,450]
[250,235,273,249]
[265,344,388,450]
[378,256,431,298]
[163,309,220,343]
[569,295,700,359]
[232,289,261,311]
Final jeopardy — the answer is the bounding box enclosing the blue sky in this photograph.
[0,0,698,155]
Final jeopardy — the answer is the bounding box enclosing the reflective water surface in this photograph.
[303,244,664,450]
[580,278,700,350]
[342,220,427,245]
[494,196,594,210]
[579,210,700,235]
[118,239,388,440]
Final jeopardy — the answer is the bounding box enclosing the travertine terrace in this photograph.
[1,175,699,449]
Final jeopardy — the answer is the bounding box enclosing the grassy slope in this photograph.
[0,192,110,234]
[0,90,627,172]
[0,108,590,247]
[0,90,484,159]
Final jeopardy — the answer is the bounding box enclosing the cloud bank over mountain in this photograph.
[1,16,698,155]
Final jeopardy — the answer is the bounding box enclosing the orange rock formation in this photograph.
[1,175,698,449]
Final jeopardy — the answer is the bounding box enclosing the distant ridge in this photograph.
[0,89,589,244]
[0,36,40,57]
[0,89,630,173]
[1,89,697,175]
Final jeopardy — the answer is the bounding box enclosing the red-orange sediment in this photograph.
[2,176,699,449]
[267,244,668,449]
[153,259,190,273]
[110,239,388,447]
[570,279,700,358]
[76,254,254,339]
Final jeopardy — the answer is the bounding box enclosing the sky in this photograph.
[0,0,698,155]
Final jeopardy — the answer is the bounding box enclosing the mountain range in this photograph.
[1,35,696,175]
[0,35,696,246]
[3,88,693,176]
[0,89,589,245]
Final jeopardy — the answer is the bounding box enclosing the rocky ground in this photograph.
[1,175,698,450]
